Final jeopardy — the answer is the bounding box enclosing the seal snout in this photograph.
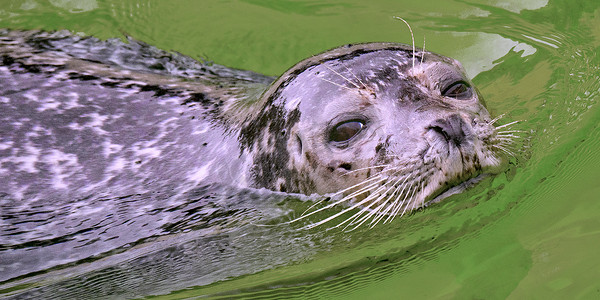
[427,114,469,146]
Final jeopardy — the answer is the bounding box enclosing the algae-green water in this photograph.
[1,0,599,298]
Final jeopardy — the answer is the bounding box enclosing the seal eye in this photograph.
[442,81,472,99]
[330,120,365,143]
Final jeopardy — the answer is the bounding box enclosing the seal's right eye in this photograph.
[330,120,365,143]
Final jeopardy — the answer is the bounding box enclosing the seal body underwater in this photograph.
[0,30,511,225]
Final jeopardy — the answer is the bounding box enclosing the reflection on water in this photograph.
[48,0,99,13]
[452,32,537,77]
[2,0,600,299]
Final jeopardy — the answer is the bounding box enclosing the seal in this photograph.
[0,30,514,228]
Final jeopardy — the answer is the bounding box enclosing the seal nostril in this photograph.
[294,134,303,155]
[339,163,352,170]
[429,114,467,146]
[430,126,450,141]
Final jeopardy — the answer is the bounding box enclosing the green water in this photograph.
[1,0,600,298]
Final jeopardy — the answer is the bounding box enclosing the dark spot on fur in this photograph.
[100,81,119,87]
[24,35,54,50]
[240,105,309,192]
[22,63,41,73]
[373,66,397,81]
[181,92,209,106]
[140,84,171,97]
[68,72,99,81]
[149,62,165,70]
[80,58,103,64]
[1,55,15,66]
[304,151,318,170]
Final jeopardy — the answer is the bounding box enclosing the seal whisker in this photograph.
[341,204,376,229]
[386,179,415,219]
[496,142,517,151]
[335,175,387,199]
[323,64,361,89]
[496,130,525,134]
[496,136,519,143]
[350,182,400,229]
[375,171,414,223]
[383,175,414,223]
[341,190,390,231]
[369,197,399,228]
[496,134,523,141]
[302,171,384,215]
[299,197,329,217]
[488,113,506,125]
[403,181,424,218]
[394,179,420,217]
[421,35,426,64]
[303,187,391,230]
[296,175,386,219]
[296,173,392,222]
[495,136,520,144]
[400,181,422,217]
[495,142,520,155]
[392,170,422,215]
[492,144,516,158]
[351,168,410,227]
[318,76,357,92]
[343,65,369,90]
[496,134,518,139]
[342,164,390,176]
[496,141,519,152]
[335,169,407,230]
[393,16,416,69]
[495,120,521,130]
[496,137,518,144]
[387,186,413,221]
[336,204,372,230]
[348,198,392,230]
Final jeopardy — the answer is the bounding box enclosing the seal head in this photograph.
[242,43,507,222]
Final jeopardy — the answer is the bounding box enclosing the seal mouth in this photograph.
[423,173,488,207]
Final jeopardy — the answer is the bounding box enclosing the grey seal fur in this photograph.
[0,30,512,225]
